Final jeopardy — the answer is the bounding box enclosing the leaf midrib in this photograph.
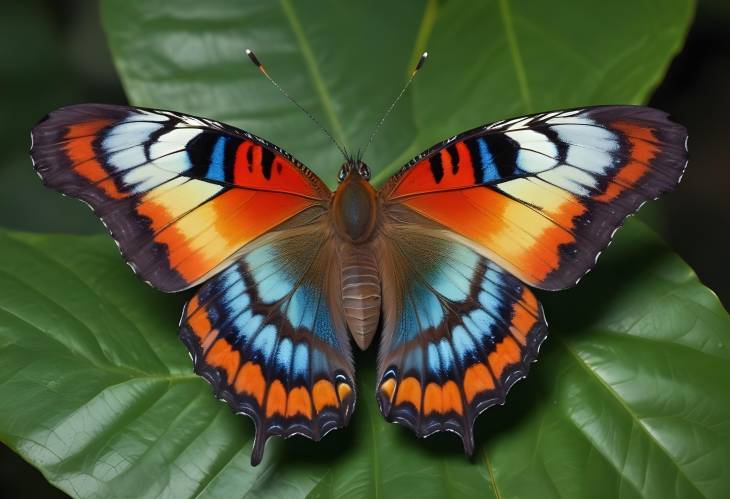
[497,0,533,113]
[280,0,347,148]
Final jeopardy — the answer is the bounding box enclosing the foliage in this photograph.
[2,1,729,498]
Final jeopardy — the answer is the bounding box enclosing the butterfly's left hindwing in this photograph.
[30,104,329,292]
[375,223,547,452]
[180,225,355,465]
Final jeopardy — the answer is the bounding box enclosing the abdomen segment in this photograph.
[339,243,381,350]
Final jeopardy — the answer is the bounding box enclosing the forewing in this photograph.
[375,220,547,453]
[179,223,355,465]
[30,104,330,292]
[381,106,687,290]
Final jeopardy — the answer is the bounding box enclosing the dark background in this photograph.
[1,1,728,497]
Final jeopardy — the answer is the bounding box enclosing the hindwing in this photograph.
[179,223,354,465]
[375,216,547,451]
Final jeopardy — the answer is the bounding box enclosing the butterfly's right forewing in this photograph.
[30,104,329,292]
[32,103,356,466]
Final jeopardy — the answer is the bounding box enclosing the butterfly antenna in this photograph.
[360,51,428,160]
[245,49,349,159]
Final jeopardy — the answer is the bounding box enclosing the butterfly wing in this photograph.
[180,220,355,465]
[375,215,547,453]
[381,106,688,290]
[30,104,330,291]
[31,104,349,464]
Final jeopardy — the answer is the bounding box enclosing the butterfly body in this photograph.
[332,163,378,244]
[30,102,687,465]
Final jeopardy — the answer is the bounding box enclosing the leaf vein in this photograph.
[497,0,533,112]
[280,0,347,148]
[560,338,709,498]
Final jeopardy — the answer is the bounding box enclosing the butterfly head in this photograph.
[337,159,371,183]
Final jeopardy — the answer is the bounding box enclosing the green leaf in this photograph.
[1,224,728,498]
[5,0,729,498]
[0,3,105,234]
[100,0,693,188]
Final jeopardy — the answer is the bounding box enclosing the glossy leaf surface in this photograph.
[3,1,728,498]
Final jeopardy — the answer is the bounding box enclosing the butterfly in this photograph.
[29,51,687,466]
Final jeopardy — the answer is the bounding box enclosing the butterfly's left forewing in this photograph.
[381,106,688,290]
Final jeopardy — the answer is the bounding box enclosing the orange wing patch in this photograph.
[235,362,266,405]
[390,140,480,197]
[232,141,321,198]
[31,104,330,294]
[137,188,314,285]
[206,339,241,385]
[286,387,313,419]
[463,363,495,403]
[595,121,659,202]
[395,377,422,409]
[265,380,288,418]
[312,380,339,413]
[401,186,586,287]
[383,106,687,291]
[63,119,126,199]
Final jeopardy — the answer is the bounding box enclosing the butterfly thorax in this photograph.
[330,161,382,350]
[332,162,378,244]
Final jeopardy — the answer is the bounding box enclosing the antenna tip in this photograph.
[415,51,428,71]
[245,48,262,68]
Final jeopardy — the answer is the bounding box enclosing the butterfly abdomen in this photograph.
[338,243,381,350]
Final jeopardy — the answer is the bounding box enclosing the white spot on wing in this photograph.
[506,129,560,173]
[517,149,558,172]
[124,163,178,192]
[538,164,596,196]
[102,120,163,153]
[506,129,556,153]
[565,145,614,174]
[151,127,202,160]
[552,123,619,151]
[107,145,147,172]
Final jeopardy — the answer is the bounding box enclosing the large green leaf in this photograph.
[100,0,694,188]
[4,0,729,498]
[1,223,728,498]
[0,3,108,235]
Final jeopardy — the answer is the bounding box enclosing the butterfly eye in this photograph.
[358,163,371,179]
[338,166,348,182]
